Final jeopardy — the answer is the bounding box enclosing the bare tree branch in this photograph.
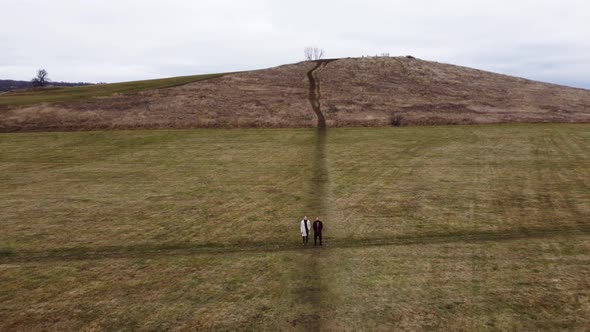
[31,69,49,87]
[304,47,325,61]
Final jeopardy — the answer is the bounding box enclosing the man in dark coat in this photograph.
[313,216,323,246]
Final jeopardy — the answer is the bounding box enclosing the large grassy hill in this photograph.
[2,57,590,131]
[1,124,589,330]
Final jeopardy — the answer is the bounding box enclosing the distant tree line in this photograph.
[0,80,93,92]
[0,68,92,92]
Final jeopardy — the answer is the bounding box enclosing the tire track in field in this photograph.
[3,223,590,264]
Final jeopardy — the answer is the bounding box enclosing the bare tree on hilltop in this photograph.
[304,47,325,61]
[31,69,50,87]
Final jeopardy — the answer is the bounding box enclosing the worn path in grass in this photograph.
[294,59,336,330]
[2,222,590,264]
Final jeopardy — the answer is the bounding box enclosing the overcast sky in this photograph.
[1,0,589,88]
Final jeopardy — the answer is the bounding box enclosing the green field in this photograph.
[1,125,590,330]
[0,73,224,107]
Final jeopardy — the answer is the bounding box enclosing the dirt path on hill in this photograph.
[292,59,337,330]
[306,59,337,128]
[307,62,326,128]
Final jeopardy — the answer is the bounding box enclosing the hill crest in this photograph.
[1,56,589,131]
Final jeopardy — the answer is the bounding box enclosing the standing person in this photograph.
[300,216,311,245]
[313,216,324,246]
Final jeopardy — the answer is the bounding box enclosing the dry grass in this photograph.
[0,64,315,132]
[0,252,321,331]
[1,124,590,330]
[2,57,590,132]
[320,239,590,330]
[0,74,224,108]
[321,57,590,127]
[0,129,318,252]
[324,125,590,240]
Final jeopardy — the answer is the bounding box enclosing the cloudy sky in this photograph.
[1,0,589,88]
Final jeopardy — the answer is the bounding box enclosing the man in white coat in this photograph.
[300,216,311,245]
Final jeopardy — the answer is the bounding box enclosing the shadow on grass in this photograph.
[297,128,329,331]
[0,248,15,257]
[3,223,590,264]
[305,128,328,215]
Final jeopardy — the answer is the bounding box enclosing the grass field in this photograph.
[0,73,224,107]
[1,124,590,330]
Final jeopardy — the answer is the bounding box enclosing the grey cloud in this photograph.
[0,0,588,88]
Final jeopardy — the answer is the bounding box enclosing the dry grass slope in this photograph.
[1,57,589,131]
[0,73,224,107]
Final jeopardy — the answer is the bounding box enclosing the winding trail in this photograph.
[307,62,325,128]
[291,59,337,330]
[306,60,336,128]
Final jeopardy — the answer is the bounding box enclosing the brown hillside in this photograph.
[320,57,590,126]
[1,57,590,131]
